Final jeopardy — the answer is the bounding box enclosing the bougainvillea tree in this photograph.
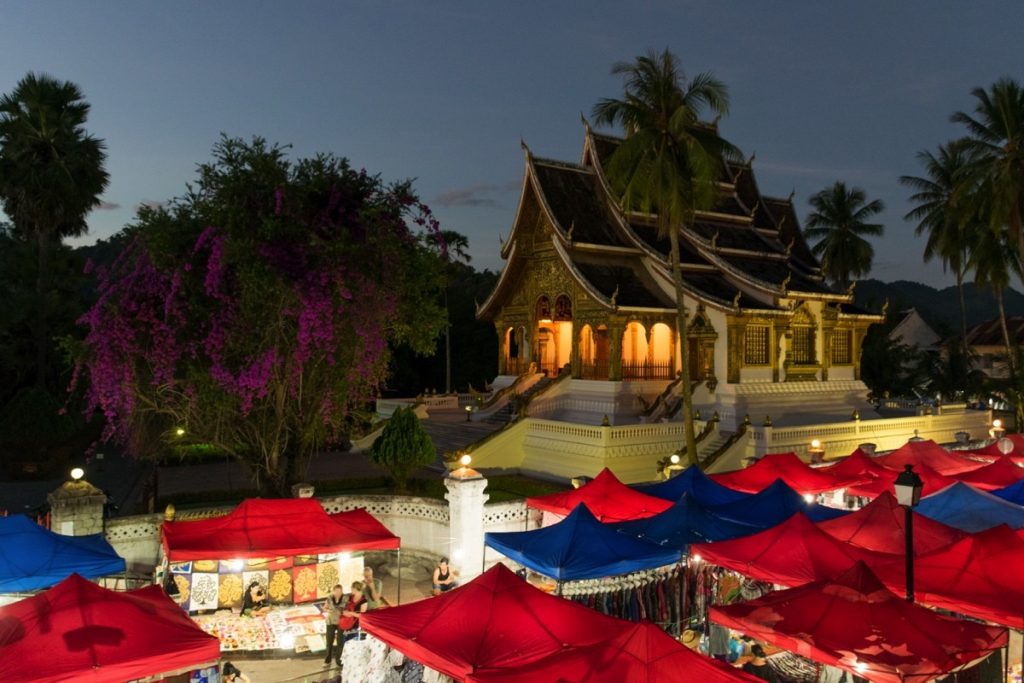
[74,137,447,494]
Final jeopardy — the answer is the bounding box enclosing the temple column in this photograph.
[495,322,507,375]
[772,325,786,383]
[726,319,742,384]
[608,322,624,381]
[570,325,582,378]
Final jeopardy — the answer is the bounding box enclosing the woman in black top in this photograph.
[742,644,778,683]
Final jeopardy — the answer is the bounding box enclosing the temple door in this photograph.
[594,328,610,377]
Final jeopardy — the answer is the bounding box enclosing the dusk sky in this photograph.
[2,1,1022,287]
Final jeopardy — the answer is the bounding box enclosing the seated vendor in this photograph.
[241,580,271,617]
[431,557,458,596]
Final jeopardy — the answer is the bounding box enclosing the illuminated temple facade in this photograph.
[477,121,884,430]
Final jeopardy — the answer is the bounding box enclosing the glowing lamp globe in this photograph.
[70,467,85,481]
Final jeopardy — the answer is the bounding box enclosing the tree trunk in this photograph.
[996,286,1016,378]
[444,288,452,394]
[668,227,699,468]
[34,230,50,389]
[956,268,968,356]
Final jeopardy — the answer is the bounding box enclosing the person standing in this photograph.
[362,566,391,610]
[431,557,457,596]
[323,584,345,666]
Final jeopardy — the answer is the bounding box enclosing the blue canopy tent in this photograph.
[484,504,682,581]
[707,479,849,528]
[633,467,748,505]
[0,514,125,592]
[993,479,1024,506]
[916,482,1024,533]
[612,493,763,549]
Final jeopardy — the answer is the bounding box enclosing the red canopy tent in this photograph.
[0,573,220,683]
[691,513,895,588]
[526,468,672,522]
[711,563,1007,683]
[952,457,1024,491]
[162,498,399,560]
[873,525,1024,629]
[465,621,762,683]
[818,448,892,484]
[873,439,986,475]
[360,563,633,681]
[817,491,964,554]
[964,434,1024,464]
[845,462,957,499]
[710,452,849,494]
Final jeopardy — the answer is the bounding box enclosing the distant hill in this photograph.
[855,279,1024,336]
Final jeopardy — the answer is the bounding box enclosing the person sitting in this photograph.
[431,557,458,596]
[241,580,271,617]
[742,644,779,683]
[362,566,391,609]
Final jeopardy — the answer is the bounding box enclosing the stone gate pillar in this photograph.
[48,478,105,536]
[445,467,489,582]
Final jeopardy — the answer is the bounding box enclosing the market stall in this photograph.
[705,479,849,527]
[873,438,987,475]
[915,482,1024,532]
[633,466,748,505]
[0,514,125,594]
[818,447,893,483]
[484,504,682,581]
[994,478,1024,505]
[161,498,400,653]
[953,457,1024,491]
[360,562,631,680]
[710,563,1007,683]
[0,573,220,683]
[709,452,855,494]
[845,462,957,500]
[872,524,1024,628]
[526,468,672,523]
[691,512,895,588]
[613,493,767,548]
[464,621,763,683]
[816,491,965,554]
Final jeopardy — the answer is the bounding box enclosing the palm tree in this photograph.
[804,182,884,290]
[952,78,1024,256]
[969,215,1021,377]
[900,142,977,352]
[593,49,740,467]
[0,73,108,388]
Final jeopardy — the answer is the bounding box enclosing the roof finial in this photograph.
[520,139,532,159]
[881,297,890,318]
[750,199,760,217]
[499,232,505,249]
[847,280,857,296]
[710,230,719,250]
[566,221,575,242]
[788,188,796,202]
[732,290,742,309]
[780,272,792,293]
[747,152,756,167]
[786,236,795,256]
[580,112,591,132]
[610,284,620,307]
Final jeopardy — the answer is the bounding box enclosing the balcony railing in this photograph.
[622,360,673,380]
[579,361,609,380]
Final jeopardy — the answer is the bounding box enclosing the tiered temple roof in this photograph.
[478,121,880,321]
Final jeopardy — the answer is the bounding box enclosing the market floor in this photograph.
[220,572,432,682]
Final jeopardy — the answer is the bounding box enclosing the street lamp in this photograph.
[991,418,1005,441]
[465,405,473,422]
[69,467,85,481]
[808,439,825,464]
[893,464,924,602]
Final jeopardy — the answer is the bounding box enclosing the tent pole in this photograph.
[396,548,402,606]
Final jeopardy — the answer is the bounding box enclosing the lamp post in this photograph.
[893,464,924,602]
[808,439,825,464]
[465,405,473,422]
[991,418,1005,441]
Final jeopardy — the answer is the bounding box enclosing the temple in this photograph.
[476,120,884,431]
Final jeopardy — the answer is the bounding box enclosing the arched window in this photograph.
[536,296,552,323]
[554,294,572,322]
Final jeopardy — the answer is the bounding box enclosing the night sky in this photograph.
[2,1,1022,286]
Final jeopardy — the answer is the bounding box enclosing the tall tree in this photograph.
[439,230,471,394]
[804,182,884,289]
[74,137,447,495]
[900,142,977,351]
[593,49,740,467]
[968,211,1021,377]
[0,73,108,389]
[952,78,1024,257]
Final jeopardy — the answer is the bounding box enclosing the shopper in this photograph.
[222,662,251,683]
[323,584,345,666]
[431,557,457,596]
[742,644,778,683]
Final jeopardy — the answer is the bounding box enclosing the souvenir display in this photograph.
[192,603,328,653]
[317,561,340,598]
[218,573,244,609]
[189,573,220,612]
[242,570,269,597]
[293,565,318,603]
[172,573,192,607]
[192,560,219,573]
[268,568,293,604]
